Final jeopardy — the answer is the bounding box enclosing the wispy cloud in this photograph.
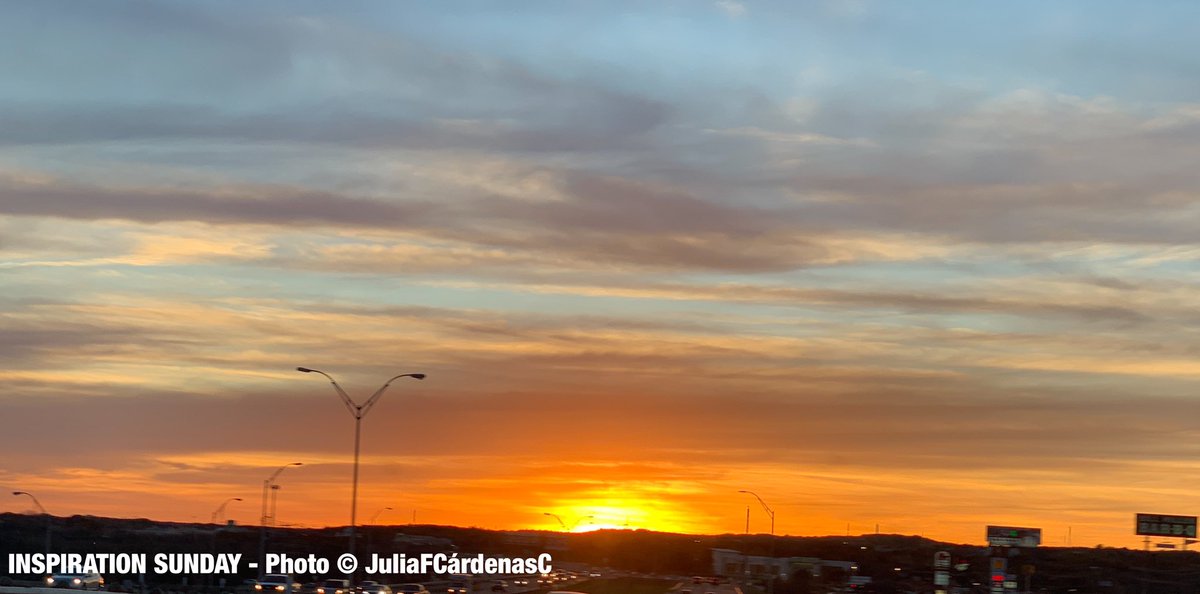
[715,0,747,18]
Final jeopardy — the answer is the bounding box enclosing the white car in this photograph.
[256,575,301,594]
[46,573,104,590]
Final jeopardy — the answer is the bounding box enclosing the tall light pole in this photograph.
[738,490,777,594]
[258,463,302,579]
[572,515,595,531]
[212,497,243,524]
[12,491,50,555]
[544,512,567,531]
[370,507,393,524]
[738,490,775,535]
[261,463,303,526]
[543,512,594,531]
[297,367,425,568]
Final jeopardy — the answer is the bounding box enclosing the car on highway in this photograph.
[46,573,105,590]
[391,585,428,594]
[318,579,351,594]
[489,581,506,592]
[357,581,390,594]
[256,575,301,594]
[445,578,469,594]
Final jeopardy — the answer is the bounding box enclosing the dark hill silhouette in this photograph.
[3,514,1199,593]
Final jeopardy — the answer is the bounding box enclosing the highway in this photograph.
[0,574,708,594]
[673,581,741,594]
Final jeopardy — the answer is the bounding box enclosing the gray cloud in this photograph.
[0,175,435,228]
[5,377,1200,476]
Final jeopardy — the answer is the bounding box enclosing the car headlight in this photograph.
[74,579,82,585]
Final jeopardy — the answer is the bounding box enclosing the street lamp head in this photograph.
[233,498,243,502]
[297,367,316,373]
[290,462,303,467]
[409,374,426,380]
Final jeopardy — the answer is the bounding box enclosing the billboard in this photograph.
[1136,513,1197,538]
[986,525,1041,547]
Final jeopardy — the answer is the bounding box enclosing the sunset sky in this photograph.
[5,1,1200,549]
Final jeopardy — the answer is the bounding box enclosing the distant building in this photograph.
[503,531,541,547]
[393,533,455,548]
[710,548,858,580]
[501,531,568,551]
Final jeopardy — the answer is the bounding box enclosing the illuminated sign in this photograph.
[1136,514,1197,538]
[986,526,1041,547]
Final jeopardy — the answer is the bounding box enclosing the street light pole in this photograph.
[543,512,593,532]
[212,497,243,524]
[738,490,775,535]
[261,463,303,525]
[258,463,302,579]
[370,507,393,524]
[544,512,567,531]
[297,367,425,570]
[570,515,595,531]
[12,491,50,555]
[738,490,777,594]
